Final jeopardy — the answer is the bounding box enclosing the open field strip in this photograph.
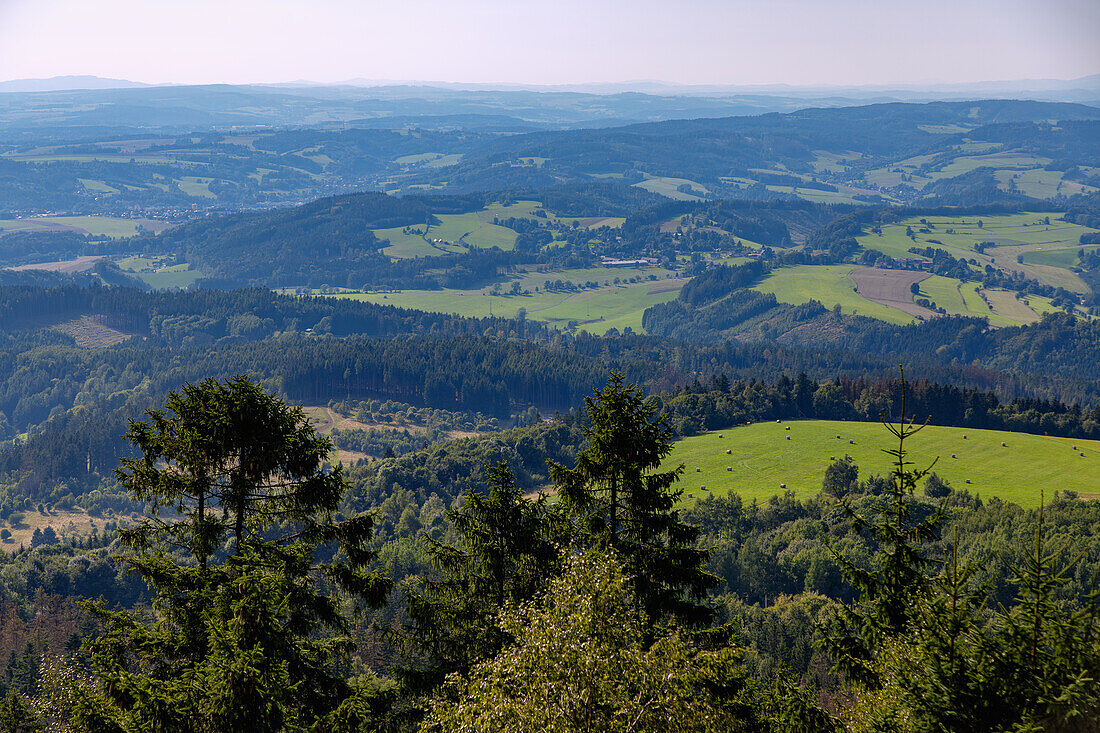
[664,420,1100,508]
[0,215,167,237]
[297,276,685,335]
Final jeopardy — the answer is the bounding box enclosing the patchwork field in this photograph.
[856,212,1099,293]
[664,420,1100,508]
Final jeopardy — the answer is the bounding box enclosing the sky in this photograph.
[1,0,1097,87]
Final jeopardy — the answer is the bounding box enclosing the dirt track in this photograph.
[850,267,937,320]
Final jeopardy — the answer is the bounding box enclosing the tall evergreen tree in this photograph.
[401,462,561,693]
[549,372,717,626]
[73,376,391,732]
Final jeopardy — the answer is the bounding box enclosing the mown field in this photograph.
[663,420,1100,508]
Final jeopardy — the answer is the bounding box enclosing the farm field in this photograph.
[633,175,709,201]
[664,420,1100,508]
[115,256,204,288]
[752,265,916,324]
[302,276,685,334]
[856,212,1098,292]
[0,215,168,237]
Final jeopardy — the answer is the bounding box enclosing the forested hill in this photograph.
[414,100,1100,193]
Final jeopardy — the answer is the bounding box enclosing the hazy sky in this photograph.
[1,0,1097,86]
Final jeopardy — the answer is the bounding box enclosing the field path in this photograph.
[851,267,936,320]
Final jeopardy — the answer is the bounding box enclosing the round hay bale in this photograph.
[776,419,781,423]
[836,434,841,439]
[786,435,791,440]
[718,434,723,438]
[780,483,786,489]
[785,426,790,431]
[963,435,967,439]
[726,449,731,454]
[695,467,701,472]
[830,456,835,460]
[849,440,855,444]
[966,479,971,484]
[1001,442,1006,447]
[952,454,956,458]
[1081,453,1086,457]
[726,466,732,471]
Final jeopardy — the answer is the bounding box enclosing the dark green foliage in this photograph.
[551,372,717,626]
[825,375,943,683]
[400,462,561,693]
[76,377,391,731]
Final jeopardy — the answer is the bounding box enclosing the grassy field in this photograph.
[0,215,166,237]
[856,212,1098,293]
[664,420,1100,508]
[916,276,1032,326]
[633,176,709,201]
[116,256,203,288]
[753,265,916,324]
[0,508,125,553]
[301,273,685,335]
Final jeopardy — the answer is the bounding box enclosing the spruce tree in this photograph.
[74,376,391,731]
[549,372,717,626]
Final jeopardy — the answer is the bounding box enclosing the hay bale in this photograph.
[776,419,781,423]
[726,449,731,454]
[785,426,790,431]
[830,456,835,460]
[726,466,732,471]
[718,434,723,438]
[1001,442,1006,447]
[780,483,786,489]
[952,454,956,458]
[963,435,967,439]
[836,434,841,439]
[849,440,855,444]
[966,479,971,484]
[786,436,791,440]
[1081,453,1086,457]
[695,467,701,472]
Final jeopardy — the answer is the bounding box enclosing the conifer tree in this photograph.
[550,372,717,626]
[401,462,561,694]
[73,376,391,731]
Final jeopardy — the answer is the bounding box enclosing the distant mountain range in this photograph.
[2,74,1097,104]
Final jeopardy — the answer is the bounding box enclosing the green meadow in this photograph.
[752,265,915,324]
[0,215,166,237]
[664,420,1100,508]
[856,212,1098,292]
[299,273,685,335]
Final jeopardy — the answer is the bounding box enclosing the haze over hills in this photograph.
[3,4,1100,723]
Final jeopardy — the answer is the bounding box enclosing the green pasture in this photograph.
[178,176,215,198]
[302,276,684,335]
[115,256,202,289]
[753,265,915,325]
[916,276,1025,326]
[633,176,709,201]
[856,212,1098,292]
[0,215,164,238]
[664,420,1100,508]
[78,178,119,194]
